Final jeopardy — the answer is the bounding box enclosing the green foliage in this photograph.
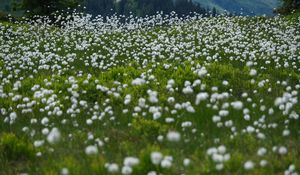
[89,157,107,175]
[0,133,35,161]
[0,11,9,21]
[205,63,253,95]
[276,0,300,14]
[133,146,175,175]
[131,117,168,140]
[0,60,4,67]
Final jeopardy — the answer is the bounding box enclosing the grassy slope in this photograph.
[0,15,299,175]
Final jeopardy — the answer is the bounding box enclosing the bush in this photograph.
[276,0,300,14]
[0,11,9,21]
[131,118,168,141]
[0,133,35,161]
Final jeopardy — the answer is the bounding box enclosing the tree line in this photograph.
[3,0,211,17]
[276,0,300,14]
[85,0,209,17]
[0,0,299,18]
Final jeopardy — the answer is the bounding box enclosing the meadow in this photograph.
[0,12,300,175]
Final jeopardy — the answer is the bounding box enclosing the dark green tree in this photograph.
[212,7,217,16]
[277,0,300,14]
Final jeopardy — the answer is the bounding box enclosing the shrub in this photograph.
[0,133,35,161]
[276,0,300,14]
[0,11,9,21]
[131,118,168,141]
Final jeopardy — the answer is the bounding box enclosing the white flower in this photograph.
[157,135,164,142]
[86,119,93,125]
[257,147,267,156]
[183,158,191,166]
[9,112,17,124]
[195,92,209,105]
[207,147,218,155]
[151,152,163,165]
[132,78,146,86]
[42,128,49,135]
[282,129,290,136]
[246,126,255,133]
[212,154,223,162]
[181,121,192,128]
[107,163,119,173]
[47,128,61,144]
[244,114,251,121]
[153,112,161,120]
[231,101,243,110]
[124,94,131,105]
[286,164,296,175]
[124,157,139,167]
[56,110,63,116]
[212,115,221,123]
[138,98,146,107]
[182,86,193,94]
[278,146,288,155]
[244,161,255,170]
[222,80,229,86]
[197,67,208,77]
[260,160,268,167]
[167,79,175,86]
[61,168,69,175]
[193,79,201,87]
[121,166,132,175]
[216,163,224,171]
[249,69,257,76]
[219,110,229,117]
[186,105,195,113]
[147,171,157,175]
[165,117,175,123]
[147,90,158,103]
[257,133,266,140]
[161,158,172,168]
[166,131,181,142]
[85,145,98,155]
[217,145,226,154]
[34,140,45,147]
[167,97,175,103]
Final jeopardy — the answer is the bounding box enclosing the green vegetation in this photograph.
[0,10,299,175]
[0,133,35,161]
[276,0,300,14]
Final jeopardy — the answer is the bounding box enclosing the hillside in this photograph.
[193,0,281,15]
[0,14,300,174]
[0,0,281,16]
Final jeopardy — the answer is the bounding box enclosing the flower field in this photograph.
[0,13,300,174]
